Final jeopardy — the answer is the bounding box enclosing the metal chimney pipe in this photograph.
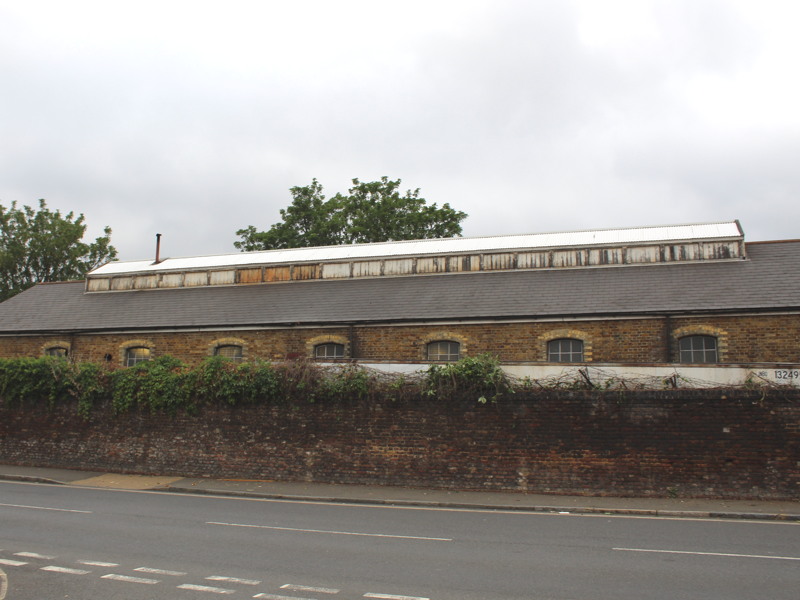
[155,233,162,264]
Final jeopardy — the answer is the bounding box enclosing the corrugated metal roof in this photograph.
[89,221,743,276]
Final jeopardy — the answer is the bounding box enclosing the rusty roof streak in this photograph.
[89,221,743,276]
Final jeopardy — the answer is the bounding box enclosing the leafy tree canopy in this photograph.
[0,199,117,302]
[235,177,468,251]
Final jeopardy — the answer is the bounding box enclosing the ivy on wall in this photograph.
[0,354,513,417]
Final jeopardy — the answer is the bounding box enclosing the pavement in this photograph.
[2,464,799,521]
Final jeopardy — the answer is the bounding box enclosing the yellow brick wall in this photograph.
[2,314,798,365]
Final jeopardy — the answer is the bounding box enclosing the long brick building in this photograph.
[1,220,799,386]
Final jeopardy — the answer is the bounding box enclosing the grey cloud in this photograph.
[0,0,797,261]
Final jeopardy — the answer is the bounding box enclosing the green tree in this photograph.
[0,199,117,302]
[235,177,467,251]
[235,179,344,251]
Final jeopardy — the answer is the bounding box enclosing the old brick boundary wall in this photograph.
[1,389,798,499]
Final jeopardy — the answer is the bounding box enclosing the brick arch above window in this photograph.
[421,332,469,361]
[41,340,71,358]
[672,325,728,362]
[306,334,349,359]
[208,337,248,361]
[538,329,593,362]
[119,339,154,367]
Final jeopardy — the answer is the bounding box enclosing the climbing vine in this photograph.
[1,354,785,418]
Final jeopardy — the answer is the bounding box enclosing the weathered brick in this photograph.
[3,315,798,366]
[0,389,797,499]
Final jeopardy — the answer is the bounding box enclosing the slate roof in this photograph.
[1,241,798,335]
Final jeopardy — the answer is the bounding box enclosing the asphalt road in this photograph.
[1,480,798,600]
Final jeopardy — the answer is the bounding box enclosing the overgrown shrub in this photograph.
[0,357,72,406]
[69,361,111,417]
[316,363,373,402]
[110,355,191,414]
[192,356,279,406]
[273,358,330,403]
[0,353,513,415]
[423,353,511,403]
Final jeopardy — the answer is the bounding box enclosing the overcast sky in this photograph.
[1,0,798,261]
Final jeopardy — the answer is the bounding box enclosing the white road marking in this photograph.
[9,481,788,525]
[78,560,119,567]
[0,503,91,514]
[208,522,452,541]
[101,573,160,584]
[135,566,187,576]
[614,547,800,561]
[41,565,91,575]
[364,594,431,600]
[15,552,55,560]
[206,576,261,585]
[253,594,317,600]
[178,583,236,594]
[281,583,340,593]
[0,560,27,567]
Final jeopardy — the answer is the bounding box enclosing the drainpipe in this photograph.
[348,324,357,360]
[664,315,673,362]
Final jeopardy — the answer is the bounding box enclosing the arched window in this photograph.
[214,344,244,362]
[427,340,460,362]
[125,346,151,367]
[44,346,68,358]
[315,343,345,359]
[679,335,718,363]
[547,338,584,363]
